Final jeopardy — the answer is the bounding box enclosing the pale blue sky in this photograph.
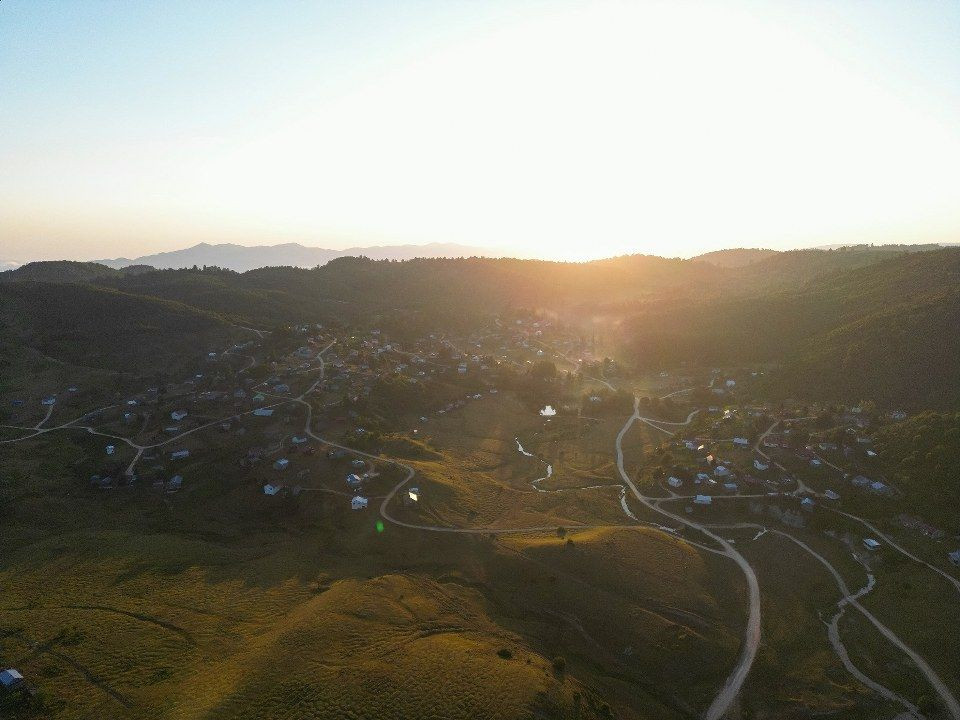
[2,0,959,262]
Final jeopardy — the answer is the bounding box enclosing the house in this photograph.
[351,459,366,469]
[407,487,420,503]
[725,379,736,387]
[346,473,362,488]
[949,550,960,567]
[42,397,57,406]
[694,494,712,505]
[167,475,183,492]
[105,445,115,455]
[863,538,881,550]
[263,484,282,496]
[801,497,815,511]
[253,407,274,417]
[273,383,291,393]
[810,458,822,468]
[667,476,683,488]
[723,482,738,492]
[274,458,290,471]
[733,437,750,448]
[171,449,190,460]
[291,436,308,445]
[457,363,468,374]
[824,489,840,501]
[171,410,188,421]
[870,481,892,496]
[753,458,769,472]
[851,475,872,488]
[0,668,24,690]
[351,495,369,510]
[714,465,731,478]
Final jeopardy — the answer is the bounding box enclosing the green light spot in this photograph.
[376,520,385,533]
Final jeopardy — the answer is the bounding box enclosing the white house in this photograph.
[667,476,683,488]
[351,495,369,510]
[274,458,289,471]
[694,494,712,505]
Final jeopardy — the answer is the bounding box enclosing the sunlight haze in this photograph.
[2,0,959,262]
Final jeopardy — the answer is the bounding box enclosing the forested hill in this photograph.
[0,260,154,284]
[622,248,960,409]
[0,282,241,374]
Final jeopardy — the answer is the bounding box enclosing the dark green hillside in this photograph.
[623,248,960,408]
[873,412,960,527]
[0,260,125,284]
[0,281,242,374]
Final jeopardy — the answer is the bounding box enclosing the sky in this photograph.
[1,0,959,263]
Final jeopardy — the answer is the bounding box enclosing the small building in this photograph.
[291,436,308,445]
[714,465,732,478]
[801,497,815,511]
[694,494,712,505]
[346,473,362,488]
[0,668,24,690]
[824,489,840,501]
[263,483,282,496]
[253,407,274,417]
[733,437,749,448]
[351,495,369,510]
[863,538,881,551]
[171,449,190,460]
[753,458,769,472]
[407,487,420,503]
[42,397,57,406]
[171,410,188,422]
[667,476,683,488]
[105,445,115,455]
[274,458,290,471]
[167,475,183,492]
[949,549,960,567]
[723,482,738,492]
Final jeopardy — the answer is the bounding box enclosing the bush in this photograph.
[496,648,513,659]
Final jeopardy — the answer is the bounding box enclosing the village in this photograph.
[2,312,959,717]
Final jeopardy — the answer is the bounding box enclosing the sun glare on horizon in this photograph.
[1,0,959,262]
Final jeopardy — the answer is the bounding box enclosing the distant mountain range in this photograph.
[94,242,497,273]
